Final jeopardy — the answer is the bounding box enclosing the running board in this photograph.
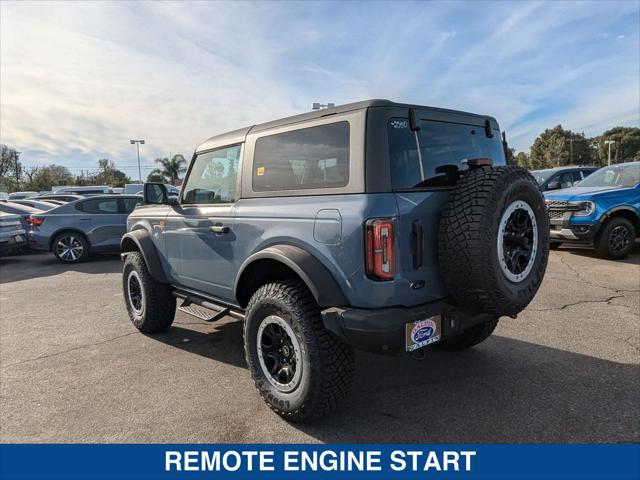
[173,290,244,323]
[178,300,229,322]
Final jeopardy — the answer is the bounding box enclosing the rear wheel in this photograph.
[595,217,635,259]
[244,280,354,422]
[437,319,498,351]
[53,232,89,263]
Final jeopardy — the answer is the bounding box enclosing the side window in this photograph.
[571,171,583,184]
[581,169,594,179]
[559,172,576,188]
[182,145,241,204]
[252,122,350,192]
[121,197,141,213]
[77,199,119,214]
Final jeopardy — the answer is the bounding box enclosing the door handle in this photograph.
[210,225,229,234]
[79,218,92,221]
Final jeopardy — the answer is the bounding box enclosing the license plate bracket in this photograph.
[405,315,442,352]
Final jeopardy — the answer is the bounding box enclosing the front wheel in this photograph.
[122,252,175,333]
[244,280,354,422]
[595,217,635,259]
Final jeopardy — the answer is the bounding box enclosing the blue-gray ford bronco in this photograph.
[121,100,550,422]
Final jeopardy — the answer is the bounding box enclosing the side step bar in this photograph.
[173,290,245,323]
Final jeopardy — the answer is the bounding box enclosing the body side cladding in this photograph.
[234,245,348,308]
[120,229,168,284]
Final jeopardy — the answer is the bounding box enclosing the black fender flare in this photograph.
[599,205,640,225]
[120,230,168,284]
[234,245,348,308]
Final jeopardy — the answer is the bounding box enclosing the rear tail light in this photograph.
[365,219,395,280]
[27,216,44,228]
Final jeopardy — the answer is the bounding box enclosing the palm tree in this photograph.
[152,154,187,185]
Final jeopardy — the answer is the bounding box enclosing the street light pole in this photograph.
[129,139,145,183]
[604,140,616,166]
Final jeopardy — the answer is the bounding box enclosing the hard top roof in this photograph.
[196,99,498,153]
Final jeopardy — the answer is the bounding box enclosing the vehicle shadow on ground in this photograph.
[557,240,640,266]
[0,252,121,283]
[152,320,639,443]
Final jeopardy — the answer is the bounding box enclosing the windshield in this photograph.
[577,164,640,188]
[388,118,506,189]
[532,170,554,185]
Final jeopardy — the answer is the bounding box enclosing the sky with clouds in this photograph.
[1,0,639,179]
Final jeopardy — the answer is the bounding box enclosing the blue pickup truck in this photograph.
[544,162,640,259]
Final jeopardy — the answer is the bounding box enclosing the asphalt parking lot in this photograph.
[1,246,638,443]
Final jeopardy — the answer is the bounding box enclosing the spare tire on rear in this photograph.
[438,166,549,317]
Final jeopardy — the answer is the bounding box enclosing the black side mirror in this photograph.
[143,183,169,205]
[547,180,561,191]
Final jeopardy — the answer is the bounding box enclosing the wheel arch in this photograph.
[600,207,640,236]
[49,228,90,252]
[234,245,348,309]
[120,229,168,283]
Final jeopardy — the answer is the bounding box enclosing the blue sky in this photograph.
[1,0,639,179]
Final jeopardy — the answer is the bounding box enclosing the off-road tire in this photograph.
[52,231,90,263]
[595,217,635,260]
[122,252,175,333]
[244,280,354,422]
[436,318,499,351]
[439,166,549,316]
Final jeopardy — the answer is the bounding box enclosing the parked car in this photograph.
[124,183,179,196]
[8,191,39,200]
[36,194,84,203]
[0,202,43,231]
[121,99,550,422]
[0,212,28,256]
[5,199,60,210]
[532,166,598,192]
[29,195,142,263]
[544,162,640,259]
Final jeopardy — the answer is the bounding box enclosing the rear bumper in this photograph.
[321,299,494,355]
[0,232,28,254]
[28,232,51,251]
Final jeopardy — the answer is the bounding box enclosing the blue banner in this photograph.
[0,444,638,480]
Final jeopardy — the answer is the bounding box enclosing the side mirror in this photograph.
[143,183,169,205]
[547,180,561,191]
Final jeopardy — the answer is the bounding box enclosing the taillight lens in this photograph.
[365,219,395,280]
[27,216,44,228]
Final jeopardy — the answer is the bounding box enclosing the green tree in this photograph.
[93,159,131,187]
[24,164,74,191]
[146,170,165,183]
[529,125,592,169]
[0,145,22,192]
[152,154,187,185]
[514,152,530,169]
[593,127,640,165]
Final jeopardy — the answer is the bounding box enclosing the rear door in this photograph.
[76,197,127,250]
[388,114,507,303]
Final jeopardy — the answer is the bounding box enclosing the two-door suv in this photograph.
[121,100,550,421]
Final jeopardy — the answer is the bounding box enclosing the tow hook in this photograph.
[411,349,426,361]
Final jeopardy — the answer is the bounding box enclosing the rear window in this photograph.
[388,118,506,189]
[252,122,350,192]
[77,199,119,214]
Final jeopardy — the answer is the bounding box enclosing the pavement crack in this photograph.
[1,331,139,369]
[529,295,625,312]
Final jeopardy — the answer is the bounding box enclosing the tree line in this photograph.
[1,125,638,193]
[509,126,640,170]
[0,147,187,193]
